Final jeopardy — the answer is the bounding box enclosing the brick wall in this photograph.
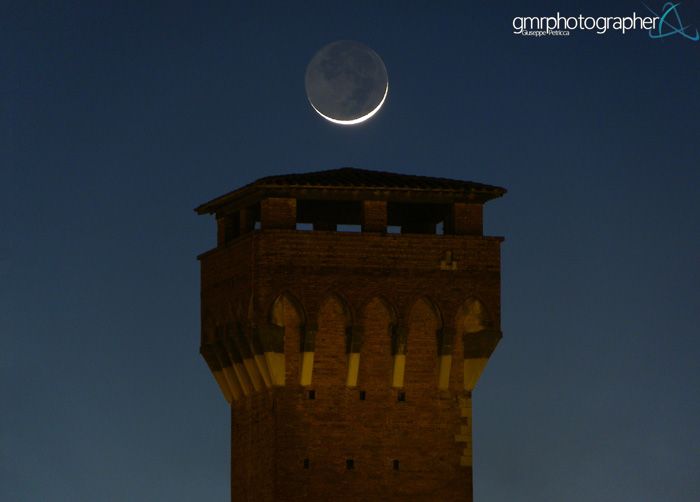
[200,228,502,501]
[231,393,275,501]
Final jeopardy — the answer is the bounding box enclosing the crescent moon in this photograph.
[309,83,388,126]
[305,40,389,126]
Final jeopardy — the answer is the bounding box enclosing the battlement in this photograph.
[195,167,506,246]
[195,168,505,501]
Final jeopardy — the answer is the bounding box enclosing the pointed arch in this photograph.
[358,296,397,387]
[314,293,353,386]
[199,307,235,402]
[454,297,499,392]
[269,291,307,327]
[264,291,305,386]
[403,297,443,392]
[455,297,491,334]
[316,291,353,327]
[404,296,444,330]
[358,295,397,326]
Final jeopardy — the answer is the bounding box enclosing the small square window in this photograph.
[303,458,310,469]
[359,390,366,401]
[393,459,400,470]
[307,390,316,400]
[346,459,354,470]
[398,391,406,402]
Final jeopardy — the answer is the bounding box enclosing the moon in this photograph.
[305,40,388,125]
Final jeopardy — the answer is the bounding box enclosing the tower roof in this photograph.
[195,167,506,215]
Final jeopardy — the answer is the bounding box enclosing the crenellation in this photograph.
[196,168,505,501]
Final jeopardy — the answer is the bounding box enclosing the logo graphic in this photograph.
[511,12,658,37]
[645,2,699,40]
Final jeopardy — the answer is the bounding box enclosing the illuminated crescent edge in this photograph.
[309,82,389,125]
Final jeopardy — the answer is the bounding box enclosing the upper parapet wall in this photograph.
[195,167,506,215]
[195,167,506,245]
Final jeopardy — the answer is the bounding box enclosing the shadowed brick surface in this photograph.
[197,169,505,501]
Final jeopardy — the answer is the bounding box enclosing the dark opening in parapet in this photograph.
[297,199,362,231]
[387,202,450,234]
[217,197,470,246]
[296,199,450,235]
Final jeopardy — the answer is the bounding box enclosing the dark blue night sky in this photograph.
[2,1,699,500]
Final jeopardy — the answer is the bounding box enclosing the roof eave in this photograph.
[195,184,506,216]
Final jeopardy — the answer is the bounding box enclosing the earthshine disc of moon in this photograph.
[305,40,388,125]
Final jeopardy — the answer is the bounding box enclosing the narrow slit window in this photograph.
[398,391,406,402]
[393,459,400,470]
[307,390,316,400]
[359,390,366,401]
[303,458,310,469]
[346,459,354,470]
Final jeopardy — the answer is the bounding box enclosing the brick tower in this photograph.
[195,167,505,501]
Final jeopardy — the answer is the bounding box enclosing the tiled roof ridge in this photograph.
[253,167,503,192]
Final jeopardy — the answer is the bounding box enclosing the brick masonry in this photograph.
[199,228,502,501]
